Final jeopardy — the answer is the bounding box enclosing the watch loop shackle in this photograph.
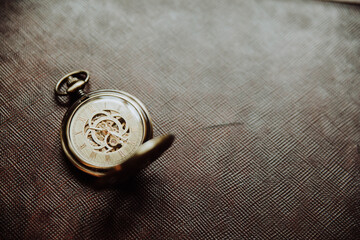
[55,70,89,96]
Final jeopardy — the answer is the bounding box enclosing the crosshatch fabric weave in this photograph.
[1,0,360,239]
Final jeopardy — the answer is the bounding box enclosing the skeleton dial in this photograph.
[68,96,144,168]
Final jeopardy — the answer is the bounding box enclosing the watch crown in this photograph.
[67,80,86,94]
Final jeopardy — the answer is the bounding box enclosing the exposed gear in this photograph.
[84,110,130,153]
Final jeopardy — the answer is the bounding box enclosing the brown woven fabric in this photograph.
[1,0,360,239]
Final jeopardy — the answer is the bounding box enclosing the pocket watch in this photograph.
[55,70,174,184]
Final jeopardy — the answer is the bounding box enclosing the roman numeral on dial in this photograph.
[78,116,87,123]
[89,152,97,160]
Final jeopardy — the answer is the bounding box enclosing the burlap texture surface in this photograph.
[1,0,360,239]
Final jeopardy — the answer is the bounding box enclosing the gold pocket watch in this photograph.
[55,70,174,184]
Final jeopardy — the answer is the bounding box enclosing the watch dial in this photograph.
[68,95,144,168]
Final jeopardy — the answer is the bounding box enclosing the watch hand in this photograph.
[108,131,127,141]
[89,127,104,131]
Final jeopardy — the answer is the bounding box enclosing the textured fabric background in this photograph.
[1,0,360,239]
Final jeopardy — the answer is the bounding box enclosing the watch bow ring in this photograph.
[55,70,174,184]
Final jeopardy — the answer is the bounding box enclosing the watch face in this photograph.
[66,93,146,169]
